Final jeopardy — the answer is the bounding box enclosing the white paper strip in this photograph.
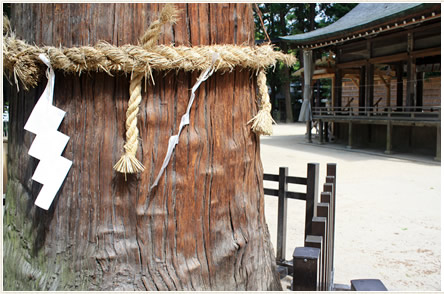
[24,54,72,210]
[151,52,220,189]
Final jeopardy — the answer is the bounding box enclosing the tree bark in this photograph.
[280,42,294,123]
[3,3,281,291]
[278,9,293,123]
[309,4,316,31]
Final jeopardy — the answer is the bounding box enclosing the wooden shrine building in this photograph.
[281,3,441,160]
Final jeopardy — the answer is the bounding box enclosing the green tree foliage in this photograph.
[3,3,11,17]
[254,3,357,44]
[253,3,357,121]
[317,3,358,27]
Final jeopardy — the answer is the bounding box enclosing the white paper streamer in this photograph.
[151,52,220,189]
[24,54,72,210]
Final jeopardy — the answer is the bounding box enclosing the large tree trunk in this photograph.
[278,10,293,123]
[3,3,281,291]
[281,42,294,123]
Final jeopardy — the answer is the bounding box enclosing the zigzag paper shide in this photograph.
[24,54,72,210]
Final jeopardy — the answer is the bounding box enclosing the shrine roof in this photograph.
[280,3,440,48]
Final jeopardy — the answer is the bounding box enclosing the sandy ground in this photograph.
[261,123,441,291]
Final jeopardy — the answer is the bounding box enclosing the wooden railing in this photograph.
[263,164,319,265]
[312,105,441,122]
[264,164,388,291]
[263,163,337,291]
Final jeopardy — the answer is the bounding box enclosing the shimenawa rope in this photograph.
[3,39,295,90]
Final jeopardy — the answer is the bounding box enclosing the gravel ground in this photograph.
[261,123,441,291]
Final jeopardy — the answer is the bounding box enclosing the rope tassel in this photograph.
[113,73,145,175]
[113,4,178,176]
[248,69,275,136]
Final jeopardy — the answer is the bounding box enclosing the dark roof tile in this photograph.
[281,3,439,45]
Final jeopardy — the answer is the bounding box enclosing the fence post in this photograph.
[351,279,388,291]
[292,247,321,291]
[307,120,313,143]
[323,171,336,289]
[320,191,333,290]
[326,164,336,178]
[316,202,331,290]
[311,216,328,290]
[304,235,323,289]
[324,121,329,142]
[276,167,288,262]
[326,163,337,286]
[305,163,319,241]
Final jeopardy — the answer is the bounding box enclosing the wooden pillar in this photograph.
[302,50,314,142]
[386,77,391,107]
[359,66,366,114]
[365,40,373,113]
[324,121,329,142]
[416,71,424,110]
[312,81,317,109]
[331,76,336,111]
[307,120,313,143]
[316,80,321,108]
[379,74,391,108]
[365,62,374,111]
[4,3,282,291]
[277,167,288,262]
[346,121,353,149]
[333,69,342,139]
[435,126,441,161]
[406,57,416,108]
[334,69,342,108]
[385,121,393,154]
[396,62,404,111]
[319,119,324,144]
[406,33,416,109]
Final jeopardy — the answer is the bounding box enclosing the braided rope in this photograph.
[140,3,178,49]
[113,4,179,175]
[113,72,145,175]
[3,37,295,90]
[247,69,275,135]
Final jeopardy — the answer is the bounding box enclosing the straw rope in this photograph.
[112,72,146,175]
[140,4,178,49]
[3,15,10,36]
[3,38,295,90]
[113,4,180,175]
[247,69,275,135]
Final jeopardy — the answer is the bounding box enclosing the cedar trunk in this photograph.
[3,3,282,291]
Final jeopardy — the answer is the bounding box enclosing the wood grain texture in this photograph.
[4,3,281,291]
